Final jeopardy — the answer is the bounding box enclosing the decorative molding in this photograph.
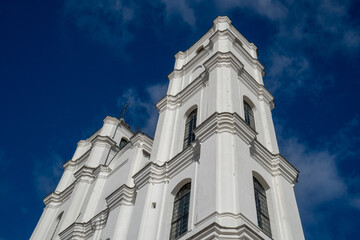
[103,116,120,126]
[77,140,91,147]
[193,112,298,184]
[157,70,208,113]
[43,183,75,208]
[203,51,244,73]
[194,211,263,236]
[194,112,257,145]
[44,165,112,208]
[93,165,111,179]
[239,69,274,109]
[133,144,197,190]
[74,165,96,183]
[63,150,91,169]
[106,185,136,210]
[59,209,109,240]
[250,140,299,184]
[59,183,134,239]
[130,132,153,153]
[188,222,267,240]
[91,135,120,152]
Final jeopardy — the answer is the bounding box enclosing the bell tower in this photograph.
[31,16,304,240]
[146,16,304,240]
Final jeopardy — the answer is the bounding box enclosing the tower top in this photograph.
[213,16,232,31]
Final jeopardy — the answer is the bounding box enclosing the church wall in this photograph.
[31,16,304,240]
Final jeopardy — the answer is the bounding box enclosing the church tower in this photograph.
[31,16,305,240]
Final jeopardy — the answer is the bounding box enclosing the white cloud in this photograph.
[279,137,346,211]
[215,0,287,20]
[266,52,310,94]
[161,0,196,27]
[33,153,64,196]
[63,0,135,51]
[117,83,168,136]
[276,116,360,228]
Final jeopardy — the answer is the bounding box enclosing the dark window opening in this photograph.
[253,177,271,237]
[170,183,191,240]
[244,101,255,130]
[183,109,197,149]
[120,138,129,149]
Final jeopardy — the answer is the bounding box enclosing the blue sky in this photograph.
[1,0,360,239]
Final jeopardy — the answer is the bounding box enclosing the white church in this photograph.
[31,16,305,240]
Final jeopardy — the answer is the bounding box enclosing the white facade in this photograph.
[31,16,305,240]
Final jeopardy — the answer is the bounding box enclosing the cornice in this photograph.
[43,165,112,208]
[213,16,232,27]
[59,209,109,240]
[105,185,136,210]
[193,112,298,184]
[130,132,153,153]
[206,28,263,75]
[59,184,135,239]
[168,40,212,80]
[77,140,91,147]
[159,50,267,114]
[74,165,96,183]
[157,70,209,113]
[193,211,264,239]
[238,69,275,109]
[188,222,266,240]
[93,165,111,179]
[43,183,75,208]
[63,149,90,169]
[133,144,197,190]
[103,116,120,125]
[203,51,244,73]
[91,135,120,152]
[194,112,257,145]
[250,140,299,184]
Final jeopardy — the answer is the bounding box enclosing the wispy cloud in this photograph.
[277,115,360,238]
[215,0,287,20]
[117,83,168,136]
[266,52,311,94]
[32,153,64,196]
[161,0,196,27]
[262,0,360,96]
[63,0,136,51]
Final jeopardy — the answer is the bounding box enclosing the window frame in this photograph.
[183,109,197,149]
[253,177,272,237]
[169,183,191,240]
[244,101,255,130]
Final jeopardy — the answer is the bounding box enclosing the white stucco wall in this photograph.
[31,16,304,240]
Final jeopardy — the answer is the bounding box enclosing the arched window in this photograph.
[253,177,271,237]
[244,101,255,130]
[170,183,191,240]
[183,109,197,149]
[119,138,129,149]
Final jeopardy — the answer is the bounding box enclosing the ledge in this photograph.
[250,141,299,184]
[157,70,208,113]
[43,183,75,208]
[130,132,154,153]
[194,112,298,184]
[91,135,120,152]
[44,165,111,207]
[106,185,136,210]
[194,112,257,145]
[133,143,197,190]
[59,209,109,240]
[238,69,274,109]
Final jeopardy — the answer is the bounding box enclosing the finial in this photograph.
[120,103,129,119]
